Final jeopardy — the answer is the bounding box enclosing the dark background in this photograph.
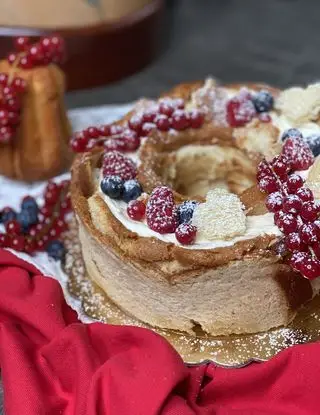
[66,0,320,108]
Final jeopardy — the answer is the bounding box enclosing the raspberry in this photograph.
[175,223,197,245]
[282,138,314,171]
[146,186,178,234]
[102,151,137,181]
[226,92,256,127]
[266,192,283,212]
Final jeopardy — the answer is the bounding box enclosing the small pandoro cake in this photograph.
[71,79,320,336]
[0,35,72,182]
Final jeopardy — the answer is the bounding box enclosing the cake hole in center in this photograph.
[166,145,257,198]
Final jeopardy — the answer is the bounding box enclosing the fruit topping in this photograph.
[304,134,320,157]
[177,200,198,224]
[46,240,66,261]
[282,137,314,171]
[281,128,303,142]
[257,146,320,280]
[192,188,246,240]
[1,207,17,224]
[226,93,256,127]
[122,179,142,203]
[253,90,274,113]
[171,109,190,130]
[258,113,271,123]
[146,186,178,234]
[102,151,137,181]
[127,200,146,221]
[175,223,197,245]
[100,175,124,199]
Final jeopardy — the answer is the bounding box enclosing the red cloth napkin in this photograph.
[0,248,319,415]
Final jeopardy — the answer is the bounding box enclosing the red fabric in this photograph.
[0,249,318,415]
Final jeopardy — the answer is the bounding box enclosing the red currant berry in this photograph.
[189,110,205,128]
[300,201,319,222]
[141,122,156,136]
[109,124,124,136]
[296,187,314,202]
[36,239,46,251]
[0,73,8,86]
[0,233,9,248]
[98,124,111,137]
[286,174,304,193]
[311,243,320,260]
[285,232,306,252]
[70,132,89,153]
[127,200,146,220]
[103,138,126,152]
[171,110,190,130]
[0,109,9,126]
[11,235,25,251]
[277,213,298,234]
[300,257,320,280]
[159,101,175,117]
[86,126,100,139]
[128,115,144,133]
[19,54,34,69]
[5,220,21,235]
[282,195,302,214]
[0,126,14,143]
[40,205,53,218]
[175,223,197,245]
[29,44,45,63]
[7,53,17,65]
[272,155,290,176]
[44,188,60,205]
[299,223,319,244]
[121,130,140,151]
[7,111,19,125]
[258,175,279,194]
[172,98,185,109]
[14,36,30,51]
[5,97,21,112]
[155,114,171,131]
[274,210,285,226]
[257,159,273,180]
[290,251,310,272]
[142,110,157,123]
[24,239,36,255]
[266,191,283,212]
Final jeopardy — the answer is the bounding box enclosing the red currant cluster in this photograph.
[70,98,205,154]
[257,154,320,280]
[226,88,273,127]
[0,73,26,143]
[7,35,66,70]
[0,180,71,255]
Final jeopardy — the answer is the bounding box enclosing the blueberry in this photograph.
[252,90,274,113]
[122,179,142,203]
[17,210,38,233]
[1,208,17,224]
[21,196,39,215]
[177,200,198,224]
[100,175,124,199]
[304,134,320,157]
[46,240,66,261]
[281,128,303,142]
